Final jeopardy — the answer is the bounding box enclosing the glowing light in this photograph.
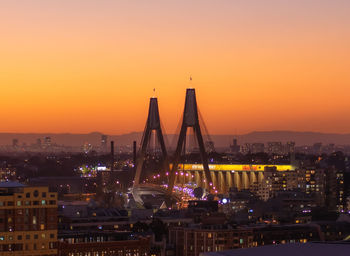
[174,164,296,172]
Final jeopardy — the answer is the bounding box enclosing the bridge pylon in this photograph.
[167,88,214,195]
[132,97,170,205]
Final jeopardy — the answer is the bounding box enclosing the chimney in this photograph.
[133,141,137,164]
[110,141,114,170]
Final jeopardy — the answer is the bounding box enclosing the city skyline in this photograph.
[1,0,350,134]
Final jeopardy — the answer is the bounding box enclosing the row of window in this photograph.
[0,200,56,207]
[0,242,56,251]
[17,191,55,199]
[0,233,55,241]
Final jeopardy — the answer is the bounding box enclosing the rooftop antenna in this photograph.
[152,88,156,98]
[189,76,193,89]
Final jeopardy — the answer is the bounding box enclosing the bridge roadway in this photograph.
[173,163,296,193]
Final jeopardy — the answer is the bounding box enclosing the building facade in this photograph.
[0,182,58,256]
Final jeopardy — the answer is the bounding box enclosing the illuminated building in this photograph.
[267,142,283,154]
[169,226,254,256]
[285,141,295,154]
[0,182,58,255]
[43,136,52,149]
[250,143,265,153]
[325,166,345,212]
[252,224,321,246]
[200,242,350,256]
[58,233,150,256]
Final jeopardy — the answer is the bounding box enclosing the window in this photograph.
[0,236,4,241]
[40,224,45,230]
[7,201,14,206]
[33,201,39,205]
[42,192,46,198]
[18,235,22,240]
[41,233,45,239]
[41,200,46,205]
[17,201,21,206]
[34,234,38,239]
[33,190,39,197]
[25,201,31,206]
[0,201,3,206]
[26,192,30,198]
[33,216,37,225]
[50,234,55,239]
[26,235,30,240]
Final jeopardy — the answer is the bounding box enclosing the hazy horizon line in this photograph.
[0,130,349,136]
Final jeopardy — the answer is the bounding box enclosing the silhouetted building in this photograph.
[101,134,108,152]
[230,139,240,153]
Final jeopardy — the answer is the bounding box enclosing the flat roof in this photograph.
[0,181,26,188]
[200,242,350,256]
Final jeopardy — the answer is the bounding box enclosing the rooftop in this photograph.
[200,242,350,256]
[0,181,26,188]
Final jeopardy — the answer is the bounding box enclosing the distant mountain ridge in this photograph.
[1,131,350,148]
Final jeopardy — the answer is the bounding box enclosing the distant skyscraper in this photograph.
[44,136,52,148]
[101,135,108,152]
[230,139,240,153]
[37,138,42,148]
[12,138,19,149]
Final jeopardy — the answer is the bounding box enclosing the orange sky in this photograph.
[0,0,349,135]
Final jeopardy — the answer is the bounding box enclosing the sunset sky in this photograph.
[1,0,349,135]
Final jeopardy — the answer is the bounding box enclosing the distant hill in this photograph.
[1,131,350,148]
